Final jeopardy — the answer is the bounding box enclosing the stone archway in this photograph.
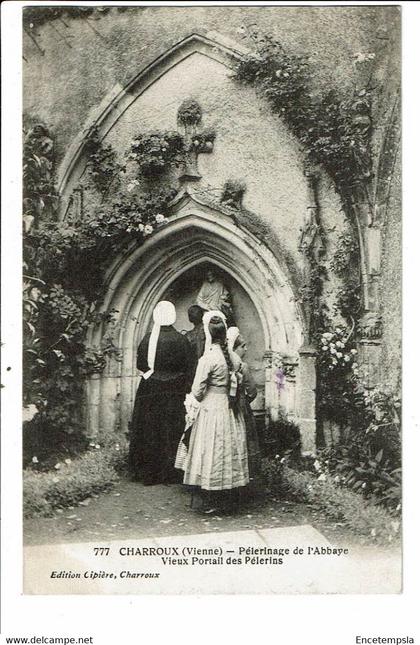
[162,263,267,413]
[86,192,317,452]
[56,31,321,452]
[57,32,248,216]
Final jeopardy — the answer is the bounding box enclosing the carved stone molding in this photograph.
[64,186,84,223]
[263,350,274,369]
[281,359,299,381]
[177,99,215,183]
[374,90,400,227]
[358,311,383,340]
[57,33,246,204]
[298,343,317,357]
[299,163,325,263]
[263,350,299,380]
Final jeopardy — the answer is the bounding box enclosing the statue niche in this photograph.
[196,265,234,324]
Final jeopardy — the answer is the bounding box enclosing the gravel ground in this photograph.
[23,477,396,551]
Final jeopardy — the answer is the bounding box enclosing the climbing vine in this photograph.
[233,29,400,510]
[234,27,370,339]
[23,6,110,32]
[235,29,372,189]
[23,120,179,440]
[23,122,58,230]
[22,27,400,512]
[331,232,362,325]
[128,130,186,179]
[234,29,370,338]
[84,127,123,196]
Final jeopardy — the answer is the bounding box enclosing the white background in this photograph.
[2,1,419,644]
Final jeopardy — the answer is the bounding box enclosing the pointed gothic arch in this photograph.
[86,193,316,452]
[57,31,247,212]
[57,32,318,451]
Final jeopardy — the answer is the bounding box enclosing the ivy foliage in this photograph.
[233,30,400,512]
[177,98,202,126]
[315,326,401,511]
[84,127,123,196]
[128,131,186,179]
[23,6,110,31]
[220,179,246,209]
[235,31,372,186]
[23,123,58,230]
[23,121,177,439]
[331,232,362,323]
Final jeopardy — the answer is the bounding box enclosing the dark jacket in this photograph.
[137,326,192,389]
[185,323,206,378]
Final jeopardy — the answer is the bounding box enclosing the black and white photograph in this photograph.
[3,1,420,637]
[15,1,404,596]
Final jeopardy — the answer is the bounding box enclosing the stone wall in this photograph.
[23,6,399,162]
[23,6,402,441]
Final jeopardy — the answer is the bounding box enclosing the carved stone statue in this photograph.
[299,206,325,264]
[351,97,372,179]
[300,166,325,264]
[220,179,246,210]
[196,268,232,320]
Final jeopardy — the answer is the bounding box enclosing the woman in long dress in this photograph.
[129,301,192,485]
[176,311,249,510]
[227,327,262,484]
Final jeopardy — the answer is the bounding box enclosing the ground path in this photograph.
[24,478,401,594]
[25,477,380,547]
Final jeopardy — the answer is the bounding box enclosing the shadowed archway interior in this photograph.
[161,262,266,412]
[85,196,316,450]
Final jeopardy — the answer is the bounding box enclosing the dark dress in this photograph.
[185,323,206,379]
[128,326,192,485]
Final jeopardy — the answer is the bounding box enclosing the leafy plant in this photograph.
[234,29,372,195]
[23,6,107,32]
[23,122,57,229]
[177,98,202,126]
[261,458,401,544]
[261,415,302,462]
[128,130,185,178]
[220,179,246,209]
[316,384,401,512]
[84,127,122,196]
[23,442,127,518]
[22,120,175,445]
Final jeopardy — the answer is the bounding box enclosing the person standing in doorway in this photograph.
[129,301,192,485]
[176,311,249,512]
[185,304,206,379]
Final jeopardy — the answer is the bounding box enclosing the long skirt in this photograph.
[176,388,249,490]
[129,377,185,485]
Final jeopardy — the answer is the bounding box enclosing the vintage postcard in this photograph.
[18,1,403,596]
[2,1,420,640]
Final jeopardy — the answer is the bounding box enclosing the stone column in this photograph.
[98,375,121,439]
[357,314,383,389]
[280,355,299,421]
[344,179,384,389]
[296,344,317,454]
[86,374,101,439]
[299,164,325,343]
[263,350,299,423]
[64,186,84,223]
[263,351,279,424]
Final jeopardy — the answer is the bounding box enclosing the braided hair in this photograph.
[208,316,237,408]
